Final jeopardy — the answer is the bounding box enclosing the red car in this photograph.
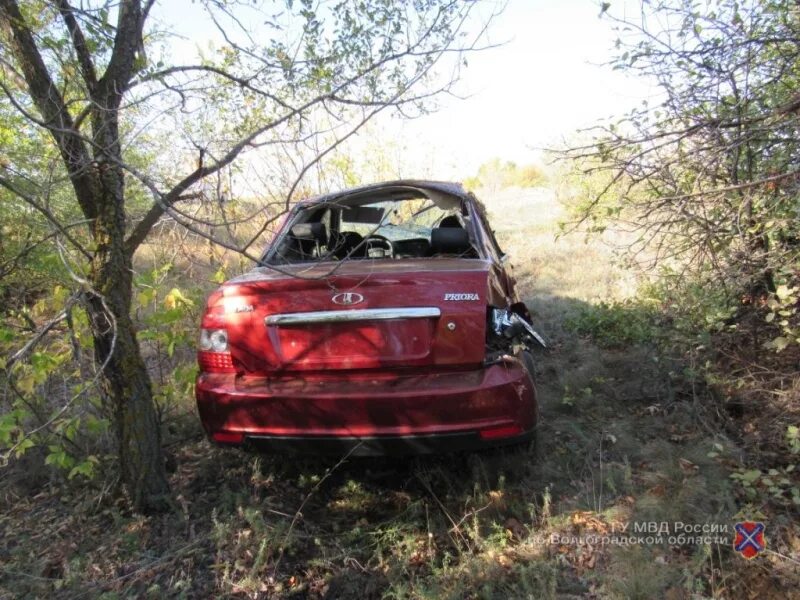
[195,181,545,455]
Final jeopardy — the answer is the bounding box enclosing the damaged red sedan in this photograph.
[195,181,544,455]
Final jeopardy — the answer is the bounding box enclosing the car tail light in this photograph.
[212,431,244,444]
[198,328,236,372]
[479,424,523,440]
[198,350,235,372]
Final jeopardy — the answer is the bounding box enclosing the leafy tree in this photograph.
[464,157,547,191]
[566,0,800,302]
[0,0,492,511]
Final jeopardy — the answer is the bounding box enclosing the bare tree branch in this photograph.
[56,0,99,92]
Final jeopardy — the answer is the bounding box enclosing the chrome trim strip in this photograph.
[265,307,441,326]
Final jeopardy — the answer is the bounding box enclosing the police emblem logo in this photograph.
[733,521,766,559]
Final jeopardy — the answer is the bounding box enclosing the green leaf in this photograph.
[85,415,108,435]
[15,437,34,458]
[68,458,96,480]
[45,446,75,470]
[776,285,795,300]
[138,289,155,308]
[164,288,194,310]
[16,374,36,395]
[765,336,791,352]
[740,469,761,484]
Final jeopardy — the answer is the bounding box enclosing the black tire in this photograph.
[512,349,540,457]
[519,348,537,385]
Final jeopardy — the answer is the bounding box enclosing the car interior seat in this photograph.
[430,227,475,256]
[330,231,367,259]
[287,222,328,260]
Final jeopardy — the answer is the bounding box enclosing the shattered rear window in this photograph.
[265,194,477,264]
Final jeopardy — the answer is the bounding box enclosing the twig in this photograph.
[415,472,472,552]
[766,549,800,567]
[447,500,493,534]
[6,293,78,369]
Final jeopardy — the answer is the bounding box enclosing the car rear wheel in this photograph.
[518,348,536,382]
[518,347,539,434]
[502,349,540,457]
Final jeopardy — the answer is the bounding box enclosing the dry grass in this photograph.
[483,186,639,303]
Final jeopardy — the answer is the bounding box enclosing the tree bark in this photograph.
[86,282,170,512]
[86,203,170,511]
[87,107,170,512]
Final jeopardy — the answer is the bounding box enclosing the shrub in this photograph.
[565,300,658,348]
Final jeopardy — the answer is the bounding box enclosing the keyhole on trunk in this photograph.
[447,322,456,331]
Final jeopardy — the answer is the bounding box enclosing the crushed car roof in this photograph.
[297,180,470,207]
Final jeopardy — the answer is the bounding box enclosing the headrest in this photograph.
[431,227,471,254]
[290,222,327,245]
[439,215,463,228]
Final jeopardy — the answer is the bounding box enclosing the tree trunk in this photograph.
[87,212,170,512]
[86,281,170,513]
[87,109,170,513]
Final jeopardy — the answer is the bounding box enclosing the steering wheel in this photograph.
[364,234,393,258]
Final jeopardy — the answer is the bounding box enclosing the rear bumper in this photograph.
[195,360,537,456]
[245,430,535,457]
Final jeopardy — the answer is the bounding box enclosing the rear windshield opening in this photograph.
[265,195,479,265]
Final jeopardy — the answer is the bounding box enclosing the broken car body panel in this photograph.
[195,180,543,455]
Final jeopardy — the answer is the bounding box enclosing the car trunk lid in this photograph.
[213,259,489,373]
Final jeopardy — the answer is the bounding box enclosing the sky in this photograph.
[154,0,654,181]
[389,0,654,177]
[404,0,648,172]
